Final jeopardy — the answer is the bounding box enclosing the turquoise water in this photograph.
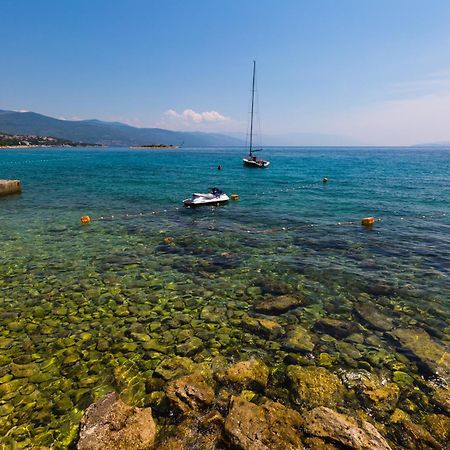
[0,146,449,447]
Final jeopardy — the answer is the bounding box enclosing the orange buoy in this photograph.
[231,194,240,201]
[163,236,174,244]
[361,216,375,226]
[80,215,91,224]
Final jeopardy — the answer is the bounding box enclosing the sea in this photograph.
[0,146,449,447]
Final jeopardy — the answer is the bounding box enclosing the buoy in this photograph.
[231,194,240,201]
[80,215,91,224]
[361,217,375,226]
[163,237,174,245]
[322,177,329,183]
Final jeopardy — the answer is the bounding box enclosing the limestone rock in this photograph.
[313,318,355,338]
[166,373,215,415]
[158,410,224,450]
[218,359,269,391]
[242,315,283,338]
[388,328,450,382]
[77,392,156,450]
[354,302,394,331]
[423,413,450,444]
[391,416,443,449]
[254,294,303,314]
[154,356,196,381]
[283,325,315,353]
[431,387,450,415]
[224,396,304,450]
[287,366,345,409]
[303,406,391,450]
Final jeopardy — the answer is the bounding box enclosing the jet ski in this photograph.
[183,187,230,207]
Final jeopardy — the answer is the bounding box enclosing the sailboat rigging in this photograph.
[243,61,270,168]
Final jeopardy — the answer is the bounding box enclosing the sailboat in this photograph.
[243,61,270,168]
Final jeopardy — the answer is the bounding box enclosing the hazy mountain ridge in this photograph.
[0,110,244,147]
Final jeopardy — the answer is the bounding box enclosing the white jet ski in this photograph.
[183,187,229,207]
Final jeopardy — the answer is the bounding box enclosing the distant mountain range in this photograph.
[0,110,244,147]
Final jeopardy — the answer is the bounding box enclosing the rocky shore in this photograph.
[75,352,449,449]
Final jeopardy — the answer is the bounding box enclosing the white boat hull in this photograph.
[243,158,270,168]
[183,193,230,207]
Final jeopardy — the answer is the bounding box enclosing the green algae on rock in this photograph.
[224,396,304,450]
[287,366,345,408]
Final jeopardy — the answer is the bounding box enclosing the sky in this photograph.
[2,0,450,145]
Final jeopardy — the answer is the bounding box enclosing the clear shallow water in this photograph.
[0,146,449,447]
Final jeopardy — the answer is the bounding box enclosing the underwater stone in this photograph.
[10,362,39,378]
[423,413,450,444]
[388,327,450,383]
[287,366,345,409]
[314,318,355,338]
[431,388,450,415]
[142,339,169,354]
[354,302,394,332]
[254,294,304,314]
[282,325,315,353]
[154,356,196,381]
[389,414,443,450]
[224,396,304,450]
[218,359,269,391]
[166,372,215,415]
[241,315,283,339]
[303,406,391,450]
[158,410,224,450]
[176,337,203,356]
[77,392,156,450]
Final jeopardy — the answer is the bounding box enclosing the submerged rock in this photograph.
[313,318,355,338]
[218,359,269,391]
[282,325,315,353]
[388,327,450,382]
[388,411,443,450]
[166,373,215,415]
[303,406,391,450]
[242,315,283,338]
[287,366,345,409]
[224,396,303,450]
[77,392,156,450]
[254,294,303,314]
[154,356,196,381]
[158,410,224,450]
[431,388,450,415]
[353,302,394,331]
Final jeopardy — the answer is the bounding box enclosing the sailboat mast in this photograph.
[249,60,256,157]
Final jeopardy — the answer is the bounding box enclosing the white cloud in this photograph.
[165,108,230,124]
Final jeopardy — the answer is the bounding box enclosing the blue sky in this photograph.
[2,0,450,144]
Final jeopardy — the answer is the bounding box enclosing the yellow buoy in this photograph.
[231,194,240,201]
[80,215,91,224]
[361,216,375,226]
[163,236,174,244]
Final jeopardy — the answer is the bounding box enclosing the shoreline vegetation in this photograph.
[0,132,99,148]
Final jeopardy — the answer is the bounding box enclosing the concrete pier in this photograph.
[0,180,21,197]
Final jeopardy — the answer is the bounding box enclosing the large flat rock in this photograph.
[388,327,450,383]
